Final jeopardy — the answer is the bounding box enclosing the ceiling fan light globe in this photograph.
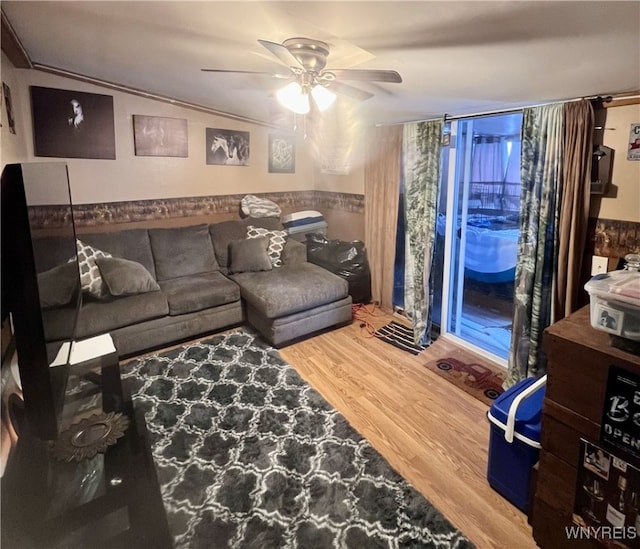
[311,85,336,112]
[277,82,310,114]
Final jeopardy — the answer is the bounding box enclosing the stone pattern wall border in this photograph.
[28,191,365,229]
[591,218,640,258]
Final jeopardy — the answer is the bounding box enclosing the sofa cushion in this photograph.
[96,257,160,296]
[242,216,283,231]
[230,262,349,319]
[209,220,247,269]
[32,236,81,273]
[159,271,240,316]
[37,262,79,308]
[228,236,273,274]
[75,239,112,299]
[149,224,219,281]
[246,225,287,267]
[43,291,169,340]
[280,239,307,266]
[79,229,157,279]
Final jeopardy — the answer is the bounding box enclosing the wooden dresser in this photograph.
[532,306,640,548]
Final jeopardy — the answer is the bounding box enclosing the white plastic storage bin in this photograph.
[584,256,640,343]
[284,221,327,242]
[282,210,327,242]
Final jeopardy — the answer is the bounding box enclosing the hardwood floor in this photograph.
[279,310,537,549]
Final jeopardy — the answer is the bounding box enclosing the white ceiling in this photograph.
[3,1,640,127]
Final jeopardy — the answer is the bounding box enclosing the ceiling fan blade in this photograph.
[327,81,374,101]
[201,69,291,79]
[257,39,304,70]
[324,69,402,83]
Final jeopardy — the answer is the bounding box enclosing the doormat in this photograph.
[423,357,505,406]
[374,321,427,355]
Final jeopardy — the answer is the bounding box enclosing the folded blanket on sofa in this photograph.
[282,210,322,222]
[283,217,325,229]
[283,221,327,236]
[282,210,324,228]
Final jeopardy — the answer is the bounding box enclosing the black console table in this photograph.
[1,351,171,549]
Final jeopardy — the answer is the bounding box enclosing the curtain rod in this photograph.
[377,92,640,127]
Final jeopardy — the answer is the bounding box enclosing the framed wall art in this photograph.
[268,134,295,173]
[628,122,640,161]
[2,82,16,134]
[30,86,116,159]
[320,140,351,175]
[133,115,188,157]
[206,128,250,166]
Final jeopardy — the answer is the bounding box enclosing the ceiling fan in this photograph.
[201,37,402,114]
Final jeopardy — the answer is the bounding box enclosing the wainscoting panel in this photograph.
[29,191,365,242]
[591,217,640,258]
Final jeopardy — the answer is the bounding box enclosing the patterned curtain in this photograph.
[402,120,443,346]
[506,104,564,388]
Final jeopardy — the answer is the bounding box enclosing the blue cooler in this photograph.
[487,375,546,512]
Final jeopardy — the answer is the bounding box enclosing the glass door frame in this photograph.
[437,119,509,368]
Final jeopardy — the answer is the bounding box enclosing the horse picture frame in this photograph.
[205,128,250,166]
[268,134,295,174]
[133,115,188,157]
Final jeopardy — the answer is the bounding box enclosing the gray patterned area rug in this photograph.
[121,329,474,549]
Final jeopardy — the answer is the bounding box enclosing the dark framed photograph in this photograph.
[133,115,188,157]
[268,134,295,173]
[206,128,249,166]
[31,86,116,159]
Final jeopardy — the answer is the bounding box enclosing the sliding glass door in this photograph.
[436,113,522,361]
[392,113,522,362]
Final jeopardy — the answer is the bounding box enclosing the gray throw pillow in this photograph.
[96,256,160,296]
[228,236,273,274]
[38,262,80,308]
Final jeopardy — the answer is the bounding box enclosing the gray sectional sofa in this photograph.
[35,217,352,357]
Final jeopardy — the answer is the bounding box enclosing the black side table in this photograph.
[1,351,171,549]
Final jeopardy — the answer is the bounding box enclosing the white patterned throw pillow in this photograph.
[246,225,286,267]
[73,239,112,298]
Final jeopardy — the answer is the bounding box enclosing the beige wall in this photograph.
[1,53,368,206]
[0,52,30,165]
[1,58,317,205]
[5,54,636,225]
[312,101,366,195]
[324,211,365,242]
[592,103,640,222]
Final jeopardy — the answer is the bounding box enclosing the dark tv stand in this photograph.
[1,351,171,548]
